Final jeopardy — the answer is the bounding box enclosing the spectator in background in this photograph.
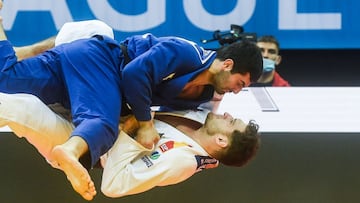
[203,35,290,113]
[251,35,290,87]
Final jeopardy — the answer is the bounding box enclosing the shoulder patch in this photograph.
[195,155,218,172]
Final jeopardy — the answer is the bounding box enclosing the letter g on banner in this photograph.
[183,0,256,31]
[87,0,166,32]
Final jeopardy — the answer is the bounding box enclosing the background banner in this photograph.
[1,0,358,49]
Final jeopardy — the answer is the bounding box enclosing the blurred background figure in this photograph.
[251,35,290,87]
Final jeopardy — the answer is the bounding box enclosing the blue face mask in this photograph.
[262,58,275,73]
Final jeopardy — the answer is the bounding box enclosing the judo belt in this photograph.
[120,44,131,66]
[119,43,132,116]
[92,35,131,66]
[119,44,132,116]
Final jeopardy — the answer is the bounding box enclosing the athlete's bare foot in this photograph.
[52,145,97,200]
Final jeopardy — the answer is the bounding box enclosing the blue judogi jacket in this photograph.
[0,34,216,167]
[121,34,216,120]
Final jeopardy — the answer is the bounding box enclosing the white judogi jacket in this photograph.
[101,110,219,197]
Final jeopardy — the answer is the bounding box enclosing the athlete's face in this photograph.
[204,112,247,136]
[213,70,250,95]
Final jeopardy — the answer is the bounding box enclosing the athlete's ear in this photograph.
[215,134,229,148]
[222,59,234,71]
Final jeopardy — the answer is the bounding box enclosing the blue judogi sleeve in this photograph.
[0,40,18,70]
[121,35,216,121]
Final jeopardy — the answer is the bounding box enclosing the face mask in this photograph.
[262,58,275,73]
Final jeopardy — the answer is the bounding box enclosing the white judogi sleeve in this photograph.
[101,119,219,198]
[55,20,114,46]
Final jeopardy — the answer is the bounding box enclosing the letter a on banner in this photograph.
[1,0,73,30]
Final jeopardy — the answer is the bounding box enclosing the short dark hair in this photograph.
[257,35,280,52]
[215,40,263,83]
[217,120,260,167]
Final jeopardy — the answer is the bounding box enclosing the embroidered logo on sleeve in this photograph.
[162,73,176,81]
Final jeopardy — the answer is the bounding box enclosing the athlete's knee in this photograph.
[0,92,45,125]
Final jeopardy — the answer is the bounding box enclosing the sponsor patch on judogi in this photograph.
[141,156,154,168]
[159,141,191,152]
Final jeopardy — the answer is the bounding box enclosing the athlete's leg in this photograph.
[0,92,96,199]
[50,37,121,200]
[0,93,73,162]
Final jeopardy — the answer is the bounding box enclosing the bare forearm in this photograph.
[14,36,56,61]
[0,0,4,40]
[0,0,54,60]
[0,23,6,41]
